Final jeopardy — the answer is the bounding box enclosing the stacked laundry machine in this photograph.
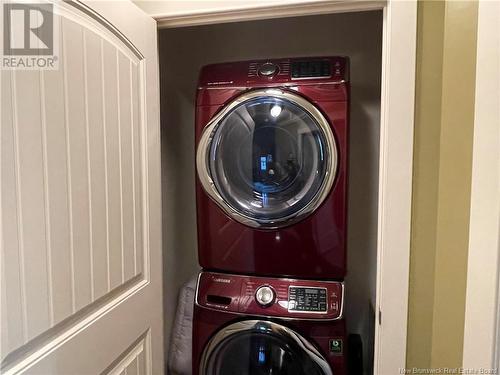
[193,57,354,375]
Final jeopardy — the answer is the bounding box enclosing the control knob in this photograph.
[258,63,278,77]
[255,285,275,307]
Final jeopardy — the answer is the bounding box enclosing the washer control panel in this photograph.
[196,272,343,319]
[288,287,327,312]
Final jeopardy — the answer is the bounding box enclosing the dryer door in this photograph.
[200,320,332,375]
[197,89,338,229]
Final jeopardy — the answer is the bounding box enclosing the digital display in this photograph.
[291,61,331,79]
[288,287,327,312]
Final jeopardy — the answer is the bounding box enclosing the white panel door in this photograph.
[1,1,163,373]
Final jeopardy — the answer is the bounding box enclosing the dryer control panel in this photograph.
[198,56,349,90]
[196,271,343,320]
[247,57,347,82]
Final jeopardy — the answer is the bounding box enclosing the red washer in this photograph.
[195,57,349,280]
[193,272,347,375]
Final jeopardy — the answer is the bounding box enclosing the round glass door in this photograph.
[197,89,337,229]
[201,320,332,375]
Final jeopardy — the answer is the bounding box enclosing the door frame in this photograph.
[153,1,417,373]
[462,1,500,370]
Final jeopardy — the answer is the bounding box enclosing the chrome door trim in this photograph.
[199,319,333,375]
[196,88,338,229]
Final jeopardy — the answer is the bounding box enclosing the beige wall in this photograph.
[407,0,478,368]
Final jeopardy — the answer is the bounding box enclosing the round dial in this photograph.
[258,63,278,77]
[255,286,275,307]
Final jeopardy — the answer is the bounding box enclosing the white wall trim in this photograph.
[147,0,417,372]
[150,0,386,28]
[463,1,500,371]
[373,2,416,373]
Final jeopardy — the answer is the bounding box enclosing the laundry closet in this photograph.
[158,10,383,375]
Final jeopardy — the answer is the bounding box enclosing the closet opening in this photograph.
[158,10,383,374]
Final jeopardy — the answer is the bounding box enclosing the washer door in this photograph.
[200,320,332,375]
[197,89,338,229]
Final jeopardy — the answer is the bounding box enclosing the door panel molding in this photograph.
[1,0,163,373]
[2,277,147,374]
[2,2,149,362]
[103,330,151,375]
[67,1,143,60]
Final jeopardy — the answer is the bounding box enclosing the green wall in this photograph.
[407,0,478,368]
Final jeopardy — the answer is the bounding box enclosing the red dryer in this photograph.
[193,271,347,375]
[195,57,349,280]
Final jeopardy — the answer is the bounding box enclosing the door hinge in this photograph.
[378,309,382,325]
